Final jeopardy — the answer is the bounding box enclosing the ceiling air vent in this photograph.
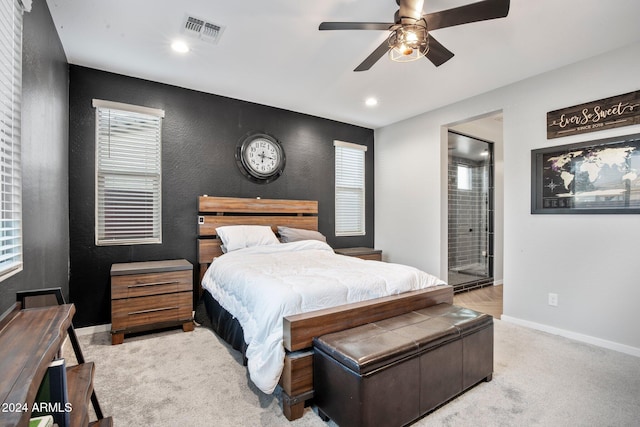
[183,15,225,44]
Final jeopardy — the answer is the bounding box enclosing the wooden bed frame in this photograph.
[197,196,453,420]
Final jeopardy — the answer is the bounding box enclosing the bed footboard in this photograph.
[279,285,453,420]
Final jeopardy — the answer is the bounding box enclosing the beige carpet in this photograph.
[68,320,640,426]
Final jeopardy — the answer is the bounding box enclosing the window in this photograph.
[334,140,367,236]
[93,99,164,245]
[0,0,30,281]
[457,165,472,190]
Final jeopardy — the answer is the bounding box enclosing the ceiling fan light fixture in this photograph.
[388,19,429,63]
[319,0,511,71]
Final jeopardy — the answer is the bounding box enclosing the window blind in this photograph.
[0,0,29,281]
[334,140,367,236]
[93,99,164,245]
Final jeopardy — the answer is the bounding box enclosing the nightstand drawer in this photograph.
[111,270,192,299]
[334,247,382,261]
[354,252,382,261]
[111,292,192,331]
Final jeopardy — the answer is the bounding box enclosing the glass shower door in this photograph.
[447,131,494,292]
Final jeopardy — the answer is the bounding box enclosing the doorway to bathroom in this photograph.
[447,131,494,292]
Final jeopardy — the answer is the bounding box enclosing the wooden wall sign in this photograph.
[547,90,640,139]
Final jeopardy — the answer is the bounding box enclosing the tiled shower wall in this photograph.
[448,156,489,272]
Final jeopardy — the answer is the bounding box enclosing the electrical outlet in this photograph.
[548,293,558,307]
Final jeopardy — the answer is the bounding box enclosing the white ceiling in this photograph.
[46,0,640,129]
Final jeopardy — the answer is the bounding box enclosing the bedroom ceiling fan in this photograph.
[319,0,510,71]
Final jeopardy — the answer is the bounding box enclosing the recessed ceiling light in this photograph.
[365,97,378,107]
[171,40,190,53]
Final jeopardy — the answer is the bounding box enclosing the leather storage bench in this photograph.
[313,303,493,427]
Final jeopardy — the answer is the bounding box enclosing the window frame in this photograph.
[334,140,367,237]
[93,99,164,246]
[457,165,472,190]
[0,0,31,282]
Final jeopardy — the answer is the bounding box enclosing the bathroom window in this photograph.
[457,165,472,190]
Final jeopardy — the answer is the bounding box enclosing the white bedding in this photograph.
[201,240,445,394]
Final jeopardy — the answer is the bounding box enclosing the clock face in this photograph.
[235,132,286,184]
[243,137,280,177]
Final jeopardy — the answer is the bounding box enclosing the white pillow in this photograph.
[277,226,327,243]
[216,225,279,252]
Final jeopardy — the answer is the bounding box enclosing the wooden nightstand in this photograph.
[334,247,383,261]
[110,259,194,345]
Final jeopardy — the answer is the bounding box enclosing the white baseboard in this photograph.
[501,315,640,358]
[493,279,504,286]
[74,323,111,336]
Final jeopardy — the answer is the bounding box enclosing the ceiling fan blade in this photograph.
[398,0,425,21]
[319,22,394,31]
[424,36,454,67]
[354,39,390,72]
[425,0,510,31]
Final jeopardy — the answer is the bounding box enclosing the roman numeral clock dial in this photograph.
[235,132,286,184]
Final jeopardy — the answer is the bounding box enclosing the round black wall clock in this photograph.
[235,132,286,184]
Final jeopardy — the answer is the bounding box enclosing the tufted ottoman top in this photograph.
[313,303,492,375]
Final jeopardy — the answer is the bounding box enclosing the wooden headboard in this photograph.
[197,196,319,285]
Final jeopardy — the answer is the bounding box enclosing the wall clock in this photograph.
[235,132,286,184]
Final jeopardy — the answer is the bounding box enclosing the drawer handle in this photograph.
[127,280,179,288]
[128,306,178,316]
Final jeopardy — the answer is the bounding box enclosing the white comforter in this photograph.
[201,240,445,394]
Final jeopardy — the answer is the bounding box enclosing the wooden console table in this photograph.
[0,303,112,427]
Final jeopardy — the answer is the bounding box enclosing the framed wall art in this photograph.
[531,133,640,214]
[546,90,640,139]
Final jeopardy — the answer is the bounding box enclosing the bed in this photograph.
[197,196,453,420]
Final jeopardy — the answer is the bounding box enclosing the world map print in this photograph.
[542,139,640,209]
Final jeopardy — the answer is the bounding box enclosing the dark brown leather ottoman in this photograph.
[313,304,493,427]
[419,303,494,390]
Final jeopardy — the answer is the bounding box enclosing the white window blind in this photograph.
[334,140,367,236]
[0,0,29,281]
[93,99,164,245]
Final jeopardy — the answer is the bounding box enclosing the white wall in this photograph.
[375,42,640,356]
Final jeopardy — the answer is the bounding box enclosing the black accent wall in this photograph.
[0,2,70,316]
[69,66,374,327]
